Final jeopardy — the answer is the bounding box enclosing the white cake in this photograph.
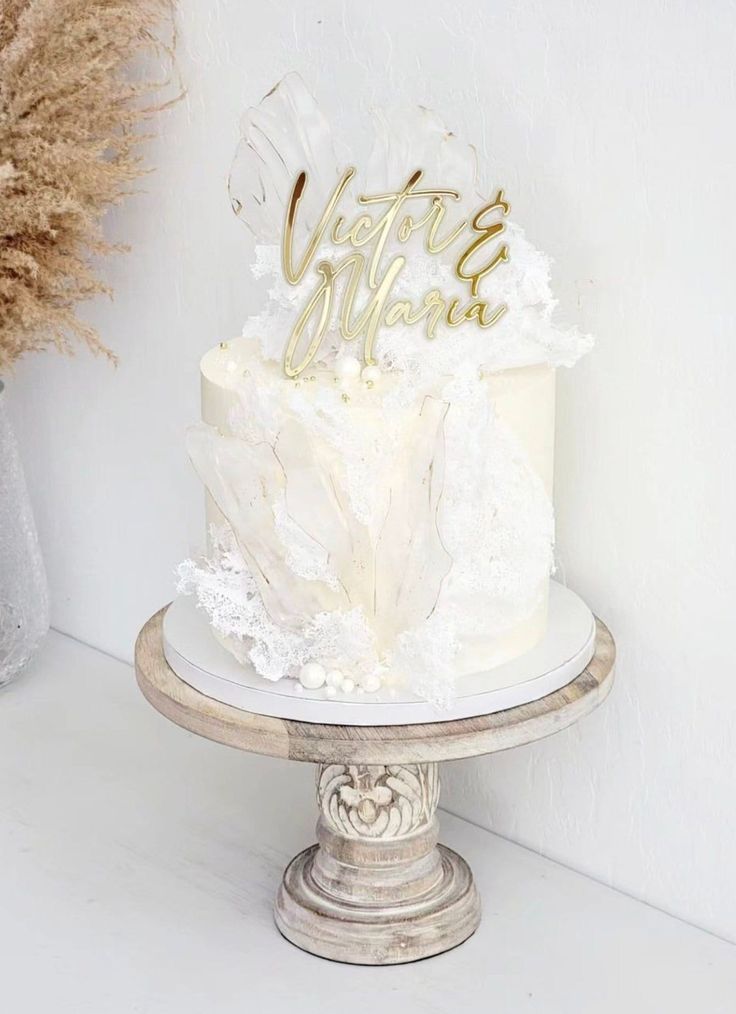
[177,74,591,706]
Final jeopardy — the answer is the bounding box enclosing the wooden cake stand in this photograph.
[135,607,615,966]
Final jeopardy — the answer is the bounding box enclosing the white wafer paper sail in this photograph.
[366,106,483,228]
[186,424,348,627]
[185,390,454,679]
[373,396,452,648]
[228,72,341,245]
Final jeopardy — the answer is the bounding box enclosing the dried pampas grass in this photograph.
[0,0,178,372]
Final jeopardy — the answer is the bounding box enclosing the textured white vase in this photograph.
[0,380,49,686]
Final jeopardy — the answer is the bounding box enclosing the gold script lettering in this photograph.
[279,169,512,377]
[282,168,356,284]
[454,189,510,297]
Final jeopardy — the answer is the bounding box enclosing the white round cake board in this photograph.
[162,581,595,726]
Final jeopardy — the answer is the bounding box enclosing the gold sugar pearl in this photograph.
[341,392,350,403]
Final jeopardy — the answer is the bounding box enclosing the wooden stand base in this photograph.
[274,763,480,964]
[134,607,615,967]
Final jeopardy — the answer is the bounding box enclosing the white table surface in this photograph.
[1,631,734,1014]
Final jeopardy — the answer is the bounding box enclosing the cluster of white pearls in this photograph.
[296,662,383,697]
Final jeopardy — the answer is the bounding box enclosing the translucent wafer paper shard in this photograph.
[228,72,340,247]
[185,393,454,682]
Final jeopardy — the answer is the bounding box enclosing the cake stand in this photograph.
[135,606,615,965]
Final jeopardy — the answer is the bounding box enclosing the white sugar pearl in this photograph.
[325,685,337,698]
[298,662,326,690]
[363,674,381,693]
[326,670,344,688]
[341,678,355,694]
[335,356,361,381]
[361,365,381,384]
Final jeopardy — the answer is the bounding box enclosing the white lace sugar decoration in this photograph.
[393,612,461,710]
[176,527,301,680]
[438,370,554,624]
[178,527,379,681]
[272,493,339,590]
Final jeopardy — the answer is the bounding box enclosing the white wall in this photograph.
[8,0,736,941]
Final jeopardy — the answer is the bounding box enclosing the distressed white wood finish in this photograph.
[275,762,480,963]
[136,608,615,765]
[135,605,615,964]
[3,630,736,1010]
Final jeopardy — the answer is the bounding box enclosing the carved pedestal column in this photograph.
[274,762,481,965]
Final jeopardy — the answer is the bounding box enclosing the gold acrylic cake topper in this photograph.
[280,167,510,377]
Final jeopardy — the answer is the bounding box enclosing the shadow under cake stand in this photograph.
[135,607,615,966]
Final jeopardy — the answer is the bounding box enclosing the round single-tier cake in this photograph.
[199,336,555,678]
[175,73,592,708]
